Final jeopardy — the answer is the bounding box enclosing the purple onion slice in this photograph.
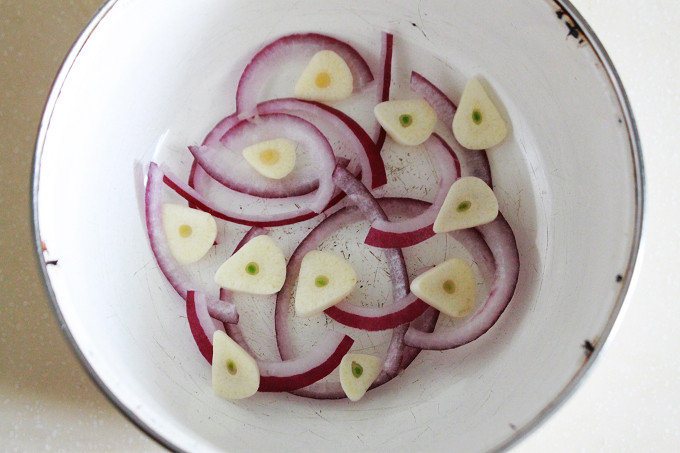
[145,163,238,324]
[410,71,492,186]
[220,227,268,357]
[325,290,429,331]
[189,97,383,210]
[258,332,354,392]
[189,113,335,212]
[187,227,354,393]
[163,163,347,227]
[192,291,352,393]
[186,291,226,364]
[404,212,519,350]
[371,33,394,176]
[236,33,373,118]
[257,98,385,189]
[274,185,411,397]
[361,134,460,248]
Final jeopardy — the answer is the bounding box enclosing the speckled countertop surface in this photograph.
[1,1,678,451]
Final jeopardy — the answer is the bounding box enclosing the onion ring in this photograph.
[145,163,238,324]
[237,33,373,119]
[410,71,492,185]
[404,212,519,350]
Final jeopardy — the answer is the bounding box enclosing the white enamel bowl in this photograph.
[33,0,643,451]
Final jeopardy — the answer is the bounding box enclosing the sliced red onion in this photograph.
[222,313,254,356]
[410,71,492,186]
[274,200,408,389]
[257,98,385,189]
[198,227,353,393]
[410,71,456,125]
[189,97,382,212]
[211,228,354,394]
[275,206,364,360]
[275,185,415,397]
[323,261,430,334]
[449,227,496,282]
[404,212,519,350]
[190,154,351,223]
[220,227,268,356]
[371,32,394,183]
[396,307,440,372]
[189,113,335,212]
[163,163,347,227]
[202,113,240,147]
[259,331,354,392]
[187,114,239,210]
[186,291,225,364]
[328,168,410,308]
[375,197,496,279]
[191,146,319,198]
[213,113,329,199]
[236,33,373,118]
[346,134,459,249]
[363,197,435,248]
[324,196,498,335]
[363,200,410,380]
[293,307,441,399]
[364,223,436,249]
[331,166,384,223]
[325,291,428,331]
[145,163,238,324]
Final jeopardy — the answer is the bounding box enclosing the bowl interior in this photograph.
[35,0,640,451]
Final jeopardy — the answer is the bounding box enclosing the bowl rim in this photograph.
[30,1,645,452]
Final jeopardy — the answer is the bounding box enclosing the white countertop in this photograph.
[1,0,678,451]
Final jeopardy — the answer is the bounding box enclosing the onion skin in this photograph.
[236,33,373,119]
[145,163,238,324]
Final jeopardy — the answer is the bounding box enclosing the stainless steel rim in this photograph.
[31,1,645,452]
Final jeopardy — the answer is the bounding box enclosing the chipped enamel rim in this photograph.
[30,1,644,452]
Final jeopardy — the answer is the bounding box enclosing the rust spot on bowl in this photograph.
[582,339,595,357]
[555,8,587,47]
